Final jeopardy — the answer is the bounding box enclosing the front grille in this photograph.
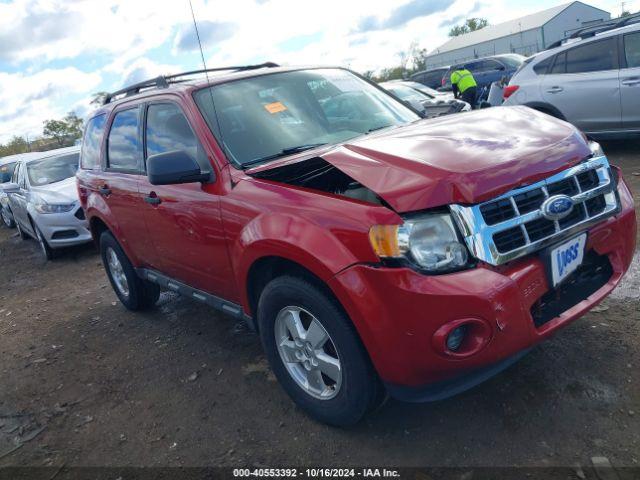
[74,208,86,220]
[450,156,619,265]
[530,252,613,328]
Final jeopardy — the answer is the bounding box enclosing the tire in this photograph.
[100,231,160,311]
[16,221,29,240]
[34,225,55,261]
[0,206,15,228]
[257,275,383,427]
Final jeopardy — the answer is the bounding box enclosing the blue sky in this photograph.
[0,0,634,143]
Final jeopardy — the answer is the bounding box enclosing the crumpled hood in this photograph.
[31,176,79,204]
[318,106,590,212]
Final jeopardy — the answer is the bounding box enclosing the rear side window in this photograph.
[565,38,617,73]
[624,32,640,68]
[107,109,141,171]
[81,114,106,169]
[145,103,207,170]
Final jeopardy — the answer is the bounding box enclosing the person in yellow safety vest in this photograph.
[451,66,478,108]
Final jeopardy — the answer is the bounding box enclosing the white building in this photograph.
[425,1,610,68]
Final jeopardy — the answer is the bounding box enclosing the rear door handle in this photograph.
[98,186,111,196]
[546,86,564,93]
[622,77,640,86]
[144,195,162,205]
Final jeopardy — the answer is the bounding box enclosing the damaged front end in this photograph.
[248,156,385,207]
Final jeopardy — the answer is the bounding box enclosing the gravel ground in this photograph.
[0,141,638,474]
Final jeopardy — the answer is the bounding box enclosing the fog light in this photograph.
[446,326,466,351]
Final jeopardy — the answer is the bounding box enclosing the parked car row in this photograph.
[0,146,91,259]
[410,22,640,138]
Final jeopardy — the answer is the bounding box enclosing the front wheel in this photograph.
[16,221,29,240]
[34,225,55,261]
[100,231,160,311]
[1,206,15,228]
[257,276,383,426]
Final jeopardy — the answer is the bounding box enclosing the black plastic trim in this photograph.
[136,268,256,331]
[385,349,532,403]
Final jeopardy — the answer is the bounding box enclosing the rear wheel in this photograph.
[257,276,383,426]
[100,231,159,311]
[1,206,15,228]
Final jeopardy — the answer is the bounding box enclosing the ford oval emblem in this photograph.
[541,195,574,221]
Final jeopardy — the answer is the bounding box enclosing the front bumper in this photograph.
[328,176,636,399]
[34,205,92,248]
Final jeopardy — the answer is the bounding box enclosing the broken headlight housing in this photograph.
[369,212,470,273]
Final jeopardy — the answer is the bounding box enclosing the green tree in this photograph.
[448,18,489,37]
[43,119,70,147]
[42,110,84,147]
[0,136,30,156]
[63,112,84,139]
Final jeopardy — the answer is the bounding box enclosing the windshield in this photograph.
[0,162,16,183]
[27,153,79,186]
[194,68,419,167]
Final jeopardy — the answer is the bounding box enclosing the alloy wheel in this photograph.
[106,247,130,298]
[274,306,342,400]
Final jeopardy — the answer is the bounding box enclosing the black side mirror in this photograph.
[147,150,211,186]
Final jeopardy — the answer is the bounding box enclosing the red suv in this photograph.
[77,64,636,426]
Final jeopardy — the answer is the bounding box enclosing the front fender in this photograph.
[233,212,369,310]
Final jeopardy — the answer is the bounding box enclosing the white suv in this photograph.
[503,20,640,138]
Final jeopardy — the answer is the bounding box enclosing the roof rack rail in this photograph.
[546,13,640,50]
[103,62,279,105]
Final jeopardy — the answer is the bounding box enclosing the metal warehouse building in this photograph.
[425,1,610,68]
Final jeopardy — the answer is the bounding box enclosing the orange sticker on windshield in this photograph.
[264,101,287,114]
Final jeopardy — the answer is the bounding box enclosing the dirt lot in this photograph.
[0,141,638,473]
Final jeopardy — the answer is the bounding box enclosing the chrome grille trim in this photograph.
[450,156,619,266]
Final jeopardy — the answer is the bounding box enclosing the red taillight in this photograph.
[503,85,519,99]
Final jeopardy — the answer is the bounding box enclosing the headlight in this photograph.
[369,213,469,273]
[34,203,75,214]
[589,141,605,158]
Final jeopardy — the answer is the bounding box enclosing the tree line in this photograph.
[0,112,84,158]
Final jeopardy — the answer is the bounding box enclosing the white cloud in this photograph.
[0,68,100,142]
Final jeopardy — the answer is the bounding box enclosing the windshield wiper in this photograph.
[366,124,393,134]
[241,143,328,169]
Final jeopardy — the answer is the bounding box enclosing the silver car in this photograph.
[503,22,640,138]
[380,81,471,118]
[1,146,91,259]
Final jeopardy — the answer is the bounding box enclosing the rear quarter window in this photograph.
[81,114,107,170]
